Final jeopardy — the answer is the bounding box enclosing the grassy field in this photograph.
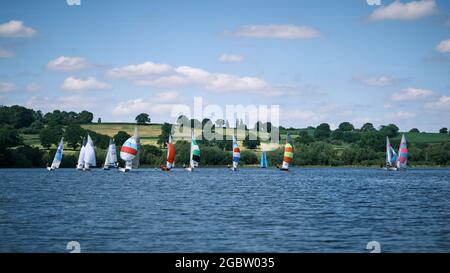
[81,123,162,145]
[393,132,450,143]
[20,123,450,149]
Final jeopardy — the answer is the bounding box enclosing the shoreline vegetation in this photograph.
[1,105,450,168]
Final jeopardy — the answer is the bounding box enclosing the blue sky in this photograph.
[0,0,449,131]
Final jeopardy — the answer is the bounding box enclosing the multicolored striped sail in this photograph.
[281,134,294,171]
[232,135,240,170]
[260,151,268,168]
[50,137,64,169]
[396,134,408,168]
[386,136,398,167]
[190,134,200,169]
[166,134,176,169]
[120,136,138,171]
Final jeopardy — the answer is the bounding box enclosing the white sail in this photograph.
[50,138,64,169]
[104,138,118,168]
[131,127,141,169]
[83,135,96,169]
[77,138,86,169]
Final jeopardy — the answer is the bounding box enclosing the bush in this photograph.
[240,150,258,165]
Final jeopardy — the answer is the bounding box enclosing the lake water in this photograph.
[0,168,449,253]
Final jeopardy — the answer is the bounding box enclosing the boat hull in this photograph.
[119,167,130,173]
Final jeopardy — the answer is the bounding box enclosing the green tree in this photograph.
[135,113,150,125]
[157,123,173,148]
[314,123,331,140]
[358,132,384,151]
[331,129,344,140]
[338,122,354,132]
[409,128,420,133]
[0,105,36,129]
[113,131,131,146]
[0,125,22,151]
[64,124,86,150]
[243,133,260,149]
[97,117,102,123]
[173,140,190,166]
[439,127,448,134]
[361,123,376,132]
[77,110,94,124]
[379,124,399,138]
[16,145,44,167]
[295,130,314,145]
[240,150,258,165]
[39,125,63,149]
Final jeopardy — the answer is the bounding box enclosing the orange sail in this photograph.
[166,135,176,169]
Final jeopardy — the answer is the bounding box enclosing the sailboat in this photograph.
[185,133,200,172]
[103,138,118,170]
[396,134,408,169]
[161,134,176,171]
[280,134,294,171]
[385,136,398,171]
[83,134,96,171]
[47,137,64,171]
[260,151,268,168]
[119,134,138,172]
[231,135,240,171]
[131,127,141,169]
[76,137,87,170]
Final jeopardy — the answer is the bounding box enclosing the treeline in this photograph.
[1,105,450,168]
[0,105,95,167]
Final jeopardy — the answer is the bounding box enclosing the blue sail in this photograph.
[260,152,268,168]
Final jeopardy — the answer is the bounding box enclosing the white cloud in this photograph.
[26,95,97,112]
[112,98,178,116]
[226,24,321,39]
[61,76,111,91]
[425,96,450,110]
[284,110,316,121]
[353,74,398,86]
[0,81,17,92]
[0,47,14,58]
[368,0,437,21]
[0,20,37,38]
[219,54,244,63]
[106,61,172,78]
[154,91,179,102]
[108,61,272,94]
[435,39,450,53]
[390,88,434,101]
[26,83,41,92]
[46,56,89,71]
[388,111,417,119]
